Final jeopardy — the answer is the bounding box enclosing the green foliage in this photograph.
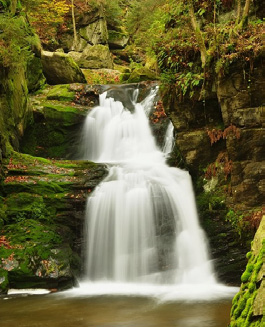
[226,210,246,239]
[121,0,264,98]
[104,0,124,30]
[175,71,203,97]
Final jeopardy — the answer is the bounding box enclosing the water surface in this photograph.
[0,294,232,327]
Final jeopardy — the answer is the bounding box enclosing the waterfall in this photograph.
[163,121,175,156]
[80,85,216,287]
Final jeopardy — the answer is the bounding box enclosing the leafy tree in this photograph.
[21,0,70,46]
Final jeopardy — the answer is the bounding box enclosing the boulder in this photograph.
[69,44,113,69]
[41,51,86,85]
[79,17,108,45]
[126,67,158,83]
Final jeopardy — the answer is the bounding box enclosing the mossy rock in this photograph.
[42,103,85,125]
[2,180,68,195]
[46,85,75,102]
[20,100,87,158]
[229,216,265,326]
[4,192,50,224]
[82,68,121,84]
[127,67,158,83]
[41,51,86,85]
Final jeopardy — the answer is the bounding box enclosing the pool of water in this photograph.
[0,293,233,327]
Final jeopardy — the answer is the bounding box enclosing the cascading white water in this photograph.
[163,121,175,156]
[80,86,216,287]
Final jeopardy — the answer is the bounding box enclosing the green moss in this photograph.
[46,85,75,102]
[241,264,254,283]
[43,103,85,123]
[4,193,51,224]
[10,151,52,165]
[230,233,265,327]
[246,251,253,260]
[2,180,69,195]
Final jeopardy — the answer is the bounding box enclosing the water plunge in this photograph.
[75,85,237,300]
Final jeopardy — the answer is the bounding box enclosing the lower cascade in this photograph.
[73,85,237,300]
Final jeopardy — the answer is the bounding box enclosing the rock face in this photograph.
[217,59,265,212]
[41,51,86,85]
[229,215,265,327]
[162,56,265,284]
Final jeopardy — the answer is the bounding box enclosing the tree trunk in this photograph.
[71,0,78,50]
[237,0,252,29]
[235,0,241,25]
[187,0,207,67]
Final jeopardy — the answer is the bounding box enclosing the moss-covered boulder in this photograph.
[126,67,158,83]
[41,51,86,85]
[229,215,265,327]
[69,44,113,69]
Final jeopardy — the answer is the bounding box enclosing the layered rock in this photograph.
[162,56,265,283]
[0,152,107,292]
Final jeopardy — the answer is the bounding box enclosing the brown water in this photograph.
[0,294,232,327]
